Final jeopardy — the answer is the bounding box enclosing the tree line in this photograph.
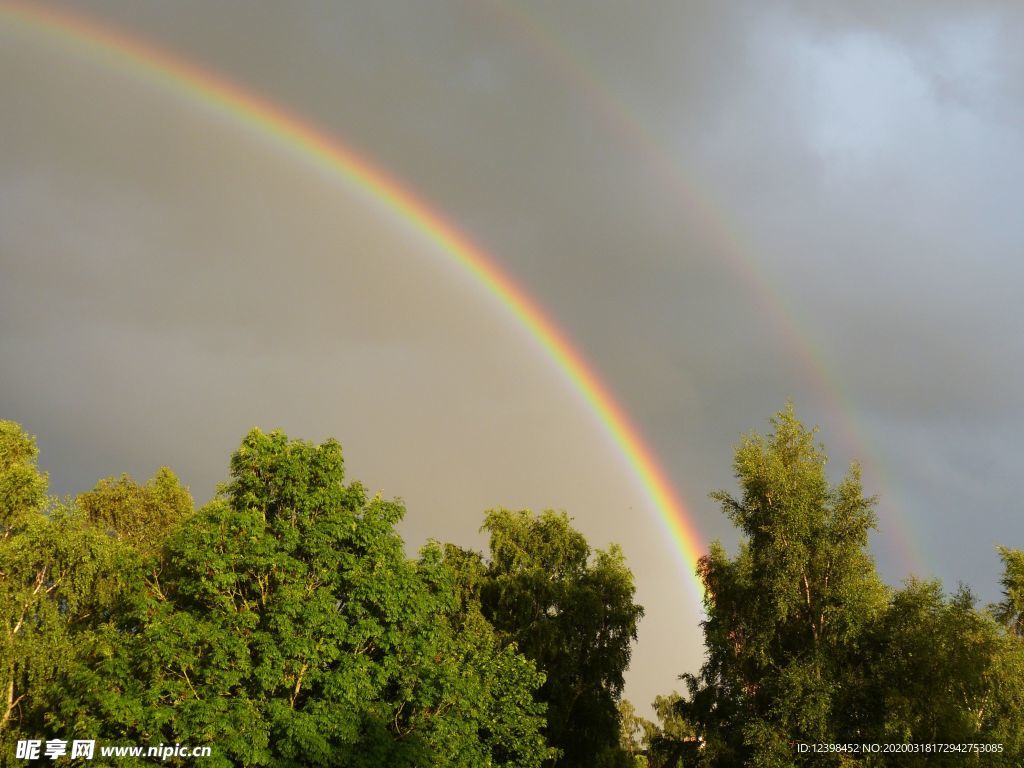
[1,421,639,766]
[625,405,1024,767]
[2,406,1022,767]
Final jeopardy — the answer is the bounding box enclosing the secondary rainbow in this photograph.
[484,3,927,575]
[0,1,708,608]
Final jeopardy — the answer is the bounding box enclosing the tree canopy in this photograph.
[0,424,566,766]
[676,405,1024,767]
[475,509,644,768]
[102,428,557,766]
[2,409,1022,767]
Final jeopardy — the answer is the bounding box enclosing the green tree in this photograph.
[644,693,703,768]
[417,542,556,768]
[0,421,129,757]
[987,546,1024,758]
[852,580,1024,765]
[478,509,644,768]
[617,699,653,766]
[0,420,50,742]
[100,428,550,767]
[76,468,193,557]
[995,547,1024,637]
[680,406,1024,766]
[617,695,704,768]
[682,405,887,766]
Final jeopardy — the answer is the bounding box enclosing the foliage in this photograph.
[617,699,652,766]
[76,468,193,557]
[1,422,49,648]
[478,509,644,768]
[617,694,703,768]
[418,542,557,768]
[4,410,1023,766]
[0,422,134,757]
[92,428,553,767]
[849,580,1024,765]
[1,420,53,747]
[680,405,1024,766]
[645,693,704,768]
[682,405,886,766]
[995,547,1024,637]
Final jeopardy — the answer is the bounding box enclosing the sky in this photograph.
[2,0,1023,716]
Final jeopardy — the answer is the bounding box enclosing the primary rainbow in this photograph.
[0,1,708,608]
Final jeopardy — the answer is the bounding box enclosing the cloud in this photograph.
[3,0,1023,715]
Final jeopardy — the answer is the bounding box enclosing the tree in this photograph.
[417,542,556,768]
[0,421,128,755]
[680,406,1024,766]
[617,699,653,766]
[995,547,1024,637]
[852,580,1024,765]
[617,695,704,768]
[644,693,703,768]
[478,509,644,768]
[0,420,50,742]
[100,428,551,767]
[988,546,1024,758]
[76,468,193,557]
[682,405,887,766]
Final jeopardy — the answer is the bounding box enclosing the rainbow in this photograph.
[483,4,926,575]
[0,1,709,608]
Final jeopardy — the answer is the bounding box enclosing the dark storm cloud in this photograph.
[3,0,1022,713]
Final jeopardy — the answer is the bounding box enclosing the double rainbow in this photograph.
[485,2,924,575]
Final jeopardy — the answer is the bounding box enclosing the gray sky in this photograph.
[2,0,1022,715]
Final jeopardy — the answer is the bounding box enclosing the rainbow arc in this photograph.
[0,0,709,610]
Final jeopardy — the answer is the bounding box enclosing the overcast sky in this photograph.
[2,0,1022,715]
